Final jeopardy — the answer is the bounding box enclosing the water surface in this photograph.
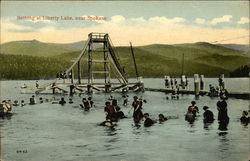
[0,78,249,161]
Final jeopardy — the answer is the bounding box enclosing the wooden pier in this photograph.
[145,88,249,99]
[21,33,144,94]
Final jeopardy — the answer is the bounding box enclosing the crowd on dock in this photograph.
[164,74,230,99]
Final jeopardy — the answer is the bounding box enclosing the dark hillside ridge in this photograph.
[0,40,248,79]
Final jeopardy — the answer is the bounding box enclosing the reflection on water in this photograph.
[104,127,117,136]
[217,131,231,160]
[218,122,229,131]
[203,122,213,130]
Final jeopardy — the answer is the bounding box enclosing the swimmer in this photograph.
[69,98,73,104]
[99,119,117,127]
[115,106,127,119]
[143,113,156,127]
[39,97,43,103]
[21,100,25,107]
[159,113,168,122]
[13,100,19,106]
[59,98,66,105]
[240,111,249,124]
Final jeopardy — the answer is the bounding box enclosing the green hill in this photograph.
[116,47,230,77]
[217,44,250,54]
[0,40,78,57]
[139,42,246,60]
[0,54,70,79]
[0,40,248,79]
[54,46,232,78]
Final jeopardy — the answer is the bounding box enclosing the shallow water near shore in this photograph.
[0,78,249,161]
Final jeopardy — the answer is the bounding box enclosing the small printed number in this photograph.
[16,150,28,153]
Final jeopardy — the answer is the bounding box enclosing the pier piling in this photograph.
[200,75,205,90]
[194,74,200,96]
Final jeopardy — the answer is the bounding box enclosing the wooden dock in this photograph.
[145,88,249,99]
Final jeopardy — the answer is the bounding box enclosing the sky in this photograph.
[1,1,249,45]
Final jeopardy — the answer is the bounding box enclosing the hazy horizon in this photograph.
[1,38,249,46]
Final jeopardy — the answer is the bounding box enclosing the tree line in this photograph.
[0,54,70,79]
[229,64,250,77]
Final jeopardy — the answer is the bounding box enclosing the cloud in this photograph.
[148,16,186,25]
[1,19,34,32]
[195,18,205,24]
[110,15,125,23]
[237,17,250,24]
[210,15,232,25]
[1,15,249,45]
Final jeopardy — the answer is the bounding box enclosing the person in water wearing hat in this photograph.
[217,96,229,130]
[143,113,156,127]
[217,96,229,124]
[129,96,144,123]
[203,106,214,123]
[240,111,249,125]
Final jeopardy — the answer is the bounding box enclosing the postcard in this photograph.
[0,1,249,161]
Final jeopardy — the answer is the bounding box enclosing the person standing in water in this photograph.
[35,81,39,88]
[87,97,94,108]
[129,96,144,123]
[81,98,91,111]
[185,107,195,123]
[217,96,229,130]
[104,101,117,122]
[217,96,229,123]
[188,101,199,117]
[29,95,36,105]
[203,106,214,123]
[123,95,129,106]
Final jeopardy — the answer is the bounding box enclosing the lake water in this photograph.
[0,78,249,161]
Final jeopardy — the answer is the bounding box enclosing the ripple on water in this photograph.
[74,144,90,148]
[1,79,249,161]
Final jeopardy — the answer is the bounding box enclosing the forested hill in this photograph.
[0,40,249,79]
[0,40,80,57]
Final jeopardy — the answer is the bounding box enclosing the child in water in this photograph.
[240,111,249,124]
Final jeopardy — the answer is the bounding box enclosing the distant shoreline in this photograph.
[0,77,249,81]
